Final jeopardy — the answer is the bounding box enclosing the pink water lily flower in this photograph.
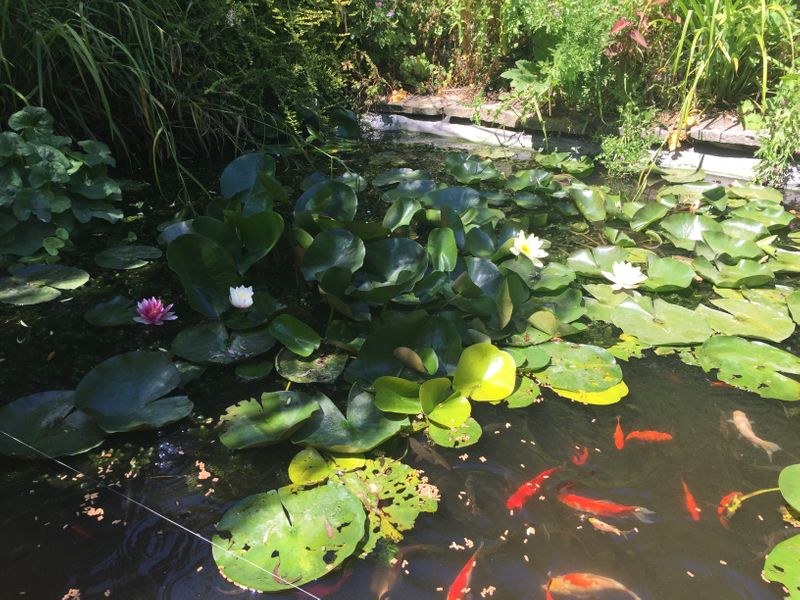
[134,297,177,325]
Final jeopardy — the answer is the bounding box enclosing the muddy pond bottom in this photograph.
[2,352,796,600]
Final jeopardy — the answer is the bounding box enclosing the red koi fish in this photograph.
[507,467,560,512]
[571,446,589,466]
[681,479,701,521]
[558,493,656,522]
[547,572,642,600]
[614,417,625,450]
[625,430,673,443]
[447,544,482,600]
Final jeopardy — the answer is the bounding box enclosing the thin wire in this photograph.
[0,429,321,600]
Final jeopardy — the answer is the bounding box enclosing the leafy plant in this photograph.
[755,73,800,186]
[599,102,660,178]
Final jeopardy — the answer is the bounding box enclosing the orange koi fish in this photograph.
[614,417,625,450]
[571,446,589,466]
[681,479,701,521]
[447,544,482,600]
[507,467,560,512]
[717,491,744,527]
[547,573,642,600]
[558,493,656,522]
[625,430,673,443]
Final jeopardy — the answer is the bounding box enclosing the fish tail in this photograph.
[633,507,656,523]
[761,441,781,462]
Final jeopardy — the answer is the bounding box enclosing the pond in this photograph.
[1,132,799,600]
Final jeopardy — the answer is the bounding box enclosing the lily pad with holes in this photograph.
[0,391,105,459]
[533,342,622,393]
[212,483,365,592]
[762,534,800,599]
[94,245,162,270]
[428,417,482,448]
[276,348,348,383]
[697,336,800,401]
[75,351,192,433]
[172,322,275,365]
[0,264,89,305]
[219,391,321,450]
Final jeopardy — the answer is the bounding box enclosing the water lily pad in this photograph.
[569,185,606,222]
[728,184,783,203]
[762,533,800,598]
[422,186,482,214]
[566,245,627,276]
[219,391,321,449]
[419,378,470,427]
[294,180,357,222]
[428,417,482,448]
[292,385,408,453]
[94,245,162,269]
[629,203,669,231]
[730,204,793,230]
[698,336,800,401]
[302,228,365,281]
[428,227,458,272]
[383,197,421,231]
[0,391,105,459]
[779,464,800,513]
[551,381,629,405]
[507,169,552,192]
[506,345,551,371]
[505,377,542,408]
[373,376,422,414]
[640,257,695,292]
[372,168,431,187]
[288,448,331,485]
[84,295,136,326]
[220,152,274,198]
[445,153,502,184]
[701,231,764,261]
[610,297,712,346]
[659,213,722,250]
[534,342,622,393]
[452,343,516,401]
[268,314,321,357]
[0,264,89,305]
[212,483,365,592]
[172,322,275,364]
[696,298,795,342]
[532,262,575,293]
[276,348,348,383]
[721,217,770,241]
[659,167,706,183]
[234,360,274,381]
[349,238,428,303]
[693,256,774,288]
[75,351,192,433]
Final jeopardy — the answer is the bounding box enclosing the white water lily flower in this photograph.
[601,261,647,291]
[229,285,254,308]
[510,231,549,267]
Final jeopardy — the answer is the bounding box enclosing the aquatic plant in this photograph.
[134,297,177,326]
[229,285,254,309]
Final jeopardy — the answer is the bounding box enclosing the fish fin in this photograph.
[762,441,781,462]
[633,507,656,523]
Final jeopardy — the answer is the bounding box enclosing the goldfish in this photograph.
[571,446,588,466]
[447,544,482,600]
[681,479,701,521]
[717,491,744,527]
[730,410,781,461]
[558,493,656,522]
[625,430,673,443]
[614,417,625,450]
[587,517,634,538]
[547,572,642,600]
[507,467,559,512]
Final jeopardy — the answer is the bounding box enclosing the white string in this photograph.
[0,429,321,600]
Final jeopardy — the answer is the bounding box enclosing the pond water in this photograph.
[1,137,798,600]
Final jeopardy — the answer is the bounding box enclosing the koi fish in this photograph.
[507,467,559,512]
[681,479,701,521]
[558,493,656,522]
[587,517,633,538]
[447,544,482,600]
[717,491,744,527]
[625,430,673,443]
[547,572,642,600]
[614,417,625,450]
[730,410,781,461]
[571,446,588,466]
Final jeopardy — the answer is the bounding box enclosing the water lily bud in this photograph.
[229,285,254,309]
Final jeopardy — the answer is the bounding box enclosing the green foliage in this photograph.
[599,103,660,178]
[0,107,121,258]
[755,73,800,186]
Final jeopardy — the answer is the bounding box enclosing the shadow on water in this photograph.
[1,140,797,599]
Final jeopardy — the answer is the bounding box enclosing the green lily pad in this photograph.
[234,360,274,381]
[292,385,408,453]
[659,167,706,183]
[629,203,669,231]
[75,351,192,433]
[762,533,800,598]
[566,245,628,276]
[693,256,774,288]
[445,153,502,184]
[771,249,800,273]
[452,343,516,401]
[533,342,622,393]
[532,262,575,293]
[419,378,471,427]
[383,197,422,231]
[697,298,795,343]
[302,228,365,281]
[505,377,542,408]
[372,168,431,187]
[611,297,712,346]
[0,391,105,459]
[779,464,800,513]
[212,483,365,592]
[659,213,722,250]
[701,231,764,261]
[349,238,428,303]
[640,257,695,292]
[428,417,482,448]
[219,391,321,449]
[0,264,89,305]
[698,336,800,401]
[721,217,770,241]
[422,186,482,214]
[507,169,552,192]
[294,180,358,225]
[728,184,783,203]
[569,185,606,222]
[84,295,136,326]
[288,448,332,485]
[268,314,321,357]
[220,152,275,199]
[172,322,276,364]
[275,348,348,383]
[730,204,793,230]
[373,376,422,414]
[94,245,162,270]
[428,227,458,273]
[506,345,551,371]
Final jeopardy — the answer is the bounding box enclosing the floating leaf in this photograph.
[212,483,365,592]
[693,256,774,288]
[659,213,722,250]
[294,180,357,222]
[234,359,273,381]
[445,153,502,184]
[422,186,482,214]
[428,227,458,272]
[728,184,783,203]
[779,464,800,513]
[94,245,162,270]
[566,245,627,276]
[75,351,191,433]
[0,391,104,459]
[569,185,606,222]
[697,298,795,342]
[301,228,365,281]
[640,257,695,292]
[0,264,89,305]
[610,297,712,346]
[532,262,575,293]
[551,381,629,405]
[288,448,331,485]
[701,231,764,261]
[762,534,800,598]
[452,343,516,401]
[276,348,348,383]
[507,169,552,192]
[172,322,275,364]
[419,378,470,427]
[698,336,800,401]
[505,377,542,408]
[268,314,321,357]
[349,238,428,302]
[534,342,622,393]
[220,152,274,199]
[428,417,482,448]
[372,168,431,187]
[374,377,422,414]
